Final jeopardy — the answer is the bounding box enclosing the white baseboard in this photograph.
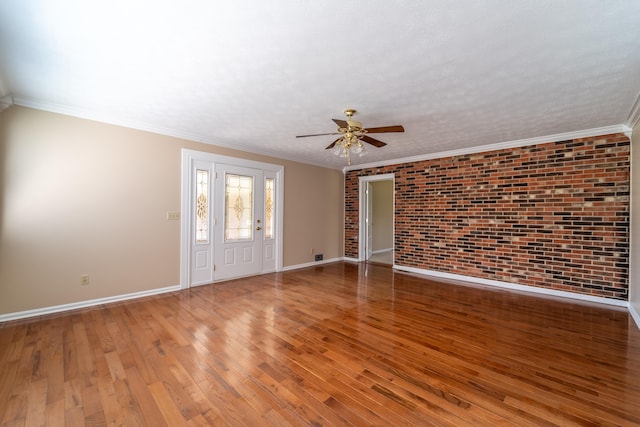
[280,257,344,271]
[393,265,629,308]
[630,303,640,330]
[0,285,181,323]
[6,264,635,331]
[3,259,344,322]
[372,248,393,254]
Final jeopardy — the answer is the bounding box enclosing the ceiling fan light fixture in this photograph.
[336,147,350,160]
[296,108,403,166]
[351,139,364,155]
[333,134,366,165]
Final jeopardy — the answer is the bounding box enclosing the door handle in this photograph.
[256,226,262,231]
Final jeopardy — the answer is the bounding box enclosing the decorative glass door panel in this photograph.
[265,177,274,239]
[195,169,209,243]
[262,174,277,272]
[214,164,264,280]
[224,174,254,241]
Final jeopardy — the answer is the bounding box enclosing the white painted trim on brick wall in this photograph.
[0,285,181,323]
[393,265,629,308]
[359,173,395,262]
[630,130,638,331]
[344,124,631,172]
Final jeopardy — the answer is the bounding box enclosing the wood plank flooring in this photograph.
[1,261,640,426]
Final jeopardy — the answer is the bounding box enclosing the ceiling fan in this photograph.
[296,109,404,165]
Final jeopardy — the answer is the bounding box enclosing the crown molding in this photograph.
[11,97,338,170]
[13,95,211,141]
[0,94,14,112]
[626,89,640,130]
[12,97,631,173]
[344,124,631,172]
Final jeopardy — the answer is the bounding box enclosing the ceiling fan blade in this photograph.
[332,119,348,128]
[296,132,341,138]
[325,137,342,150]
[361,135,387,148]
[365,125,405,133]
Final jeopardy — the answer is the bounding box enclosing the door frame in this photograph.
[358,173,395,262]
[180,149,284,289]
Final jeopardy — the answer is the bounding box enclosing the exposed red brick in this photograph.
[344,134,630,300]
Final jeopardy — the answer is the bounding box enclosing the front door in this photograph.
[214,163,264,280]
[181,150,283,289]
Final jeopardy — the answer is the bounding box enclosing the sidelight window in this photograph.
[265,178,274,239]
[195,169,209,243]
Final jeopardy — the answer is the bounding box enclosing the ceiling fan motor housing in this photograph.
[345,120,363,132]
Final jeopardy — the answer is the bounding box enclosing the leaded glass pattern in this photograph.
[225,174,253,241]
[265,178,274,239]
[195,169,209,243]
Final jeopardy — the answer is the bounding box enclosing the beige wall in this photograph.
[631,122,639,318]
[0,106,344,314]
[370,180,393,251]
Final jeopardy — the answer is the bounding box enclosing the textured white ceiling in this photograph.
[1,1,639,169]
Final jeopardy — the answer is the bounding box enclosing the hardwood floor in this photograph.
[1,262,640,426]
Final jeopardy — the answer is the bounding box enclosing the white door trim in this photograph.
[358,173,395,262]
[180,149,284,289]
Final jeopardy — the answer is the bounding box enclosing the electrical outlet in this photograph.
[315,254,323,262]
[80,274,90,286]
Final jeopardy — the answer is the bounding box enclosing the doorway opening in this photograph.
[358,173,394,265]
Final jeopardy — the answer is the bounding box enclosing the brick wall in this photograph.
[345,133,630,300]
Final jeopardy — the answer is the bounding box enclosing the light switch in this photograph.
[166,211,180,220]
